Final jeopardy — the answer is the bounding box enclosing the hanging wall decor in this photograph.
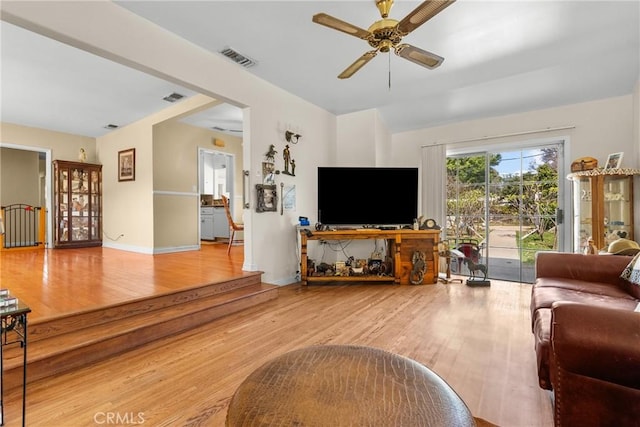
[256,184,278,213]
[118,148,135,182]
[262,162,277,185]
[265,144,277,163]
[282,145,295,176]
[285,130,301,144]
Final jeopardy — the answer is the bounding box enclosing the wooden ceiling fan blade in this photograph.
[396,0,456,34]
[338,50,378,79]
[312,13,372,40]
[395,44,444,69]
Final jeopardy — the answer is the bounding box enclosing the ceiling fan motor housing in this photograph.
[368,19,402,51]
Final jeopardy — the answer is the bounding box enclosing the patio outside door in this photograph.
[445,143,564,283]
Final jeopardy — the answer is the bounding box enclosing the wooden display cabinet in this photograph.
[53,160,102,248]
[568,169,638,252]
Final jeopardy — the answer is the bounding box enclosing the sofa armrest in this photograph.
[551,301,640,388]
[535,252,630,284]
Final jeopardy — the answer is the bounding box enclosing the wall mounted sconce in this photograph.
[285,130,302,144]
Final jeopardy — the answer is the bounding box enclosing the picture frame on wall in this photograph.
[605,152,623,169]
[118,148,135,181]
[256,184,277,213]
[262,162,276,184]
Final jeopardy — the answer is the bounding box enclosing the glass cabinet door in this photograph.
[570,170,636,253]
[58,169,70,243]
[603,175,633,244]
[573,177,593,253]
[90,169,101,240]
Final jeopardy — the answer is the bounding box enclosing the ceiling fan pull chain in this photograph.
[388,52,391,91]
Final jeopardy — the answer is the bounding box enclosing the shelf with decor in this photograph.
[568,168,639,253]
[53,160,102,248]
[299,229,440,285]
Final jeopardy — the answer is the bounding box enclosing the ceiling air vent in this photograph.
[219,47,256,68]
[212,126,242,133]
[163,92,185,103]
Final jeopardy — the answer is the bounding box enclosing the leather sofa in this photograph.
[531,252,640,426]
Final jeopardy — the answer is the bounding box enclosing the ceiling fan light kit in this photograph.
[312,0,455,79]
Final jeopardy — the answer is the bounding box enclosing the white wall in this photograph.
[336,109,392,167]
[0,148,40,207]
[392,95,637,169]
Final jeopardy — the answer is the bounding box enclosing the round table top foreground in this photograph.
[226,344,476,426]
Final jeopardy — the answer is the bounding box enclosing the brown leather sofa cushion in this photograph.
[535,252,631,284]
[532,283,637,314]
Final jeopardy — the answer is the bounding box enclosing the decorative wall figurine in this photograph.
[282,145,291,175]
[265,145,277,163]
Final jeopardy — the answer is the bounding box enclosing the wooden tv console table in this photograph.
[299,229,440,285]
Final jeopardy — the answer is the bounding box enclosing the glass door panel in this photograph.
[447,145,563,283]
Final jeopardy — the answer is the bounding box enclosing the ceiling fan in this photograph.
[312,0,455,79]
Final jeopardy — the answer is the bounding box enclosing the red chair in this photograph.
[449,239,482,273]
[457,240,481,264]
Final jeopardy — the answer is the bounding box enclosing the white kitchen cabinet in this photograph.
[213,207,229,239]
[201,207,215,240]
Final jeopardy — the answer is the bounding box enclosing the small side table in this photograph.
[439,248,465,284]
[0,302,30,427]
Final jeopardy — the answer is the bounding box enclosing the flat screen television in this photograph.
[317,167,418,227]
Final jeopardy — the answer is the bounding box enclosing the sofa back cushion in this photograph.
[535,252,631,285]
[620,252,640,299]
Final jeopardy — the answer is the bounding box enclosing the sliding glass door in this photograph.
[446,143,564,283]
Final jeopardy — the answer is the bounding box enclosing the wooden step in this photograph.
[2,278,278,390]
[27,273,264,342]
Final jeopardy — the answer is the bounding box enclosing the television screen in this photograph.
[317,167,418,227]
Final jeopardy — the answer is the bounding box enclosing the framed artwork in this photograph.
[256,184,277,213]
[605,152,623,169]
[118,148,135,181]
[262,162,276,184]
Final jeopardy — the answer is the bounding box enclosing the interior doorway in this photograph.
[198,148,236,244]
[446,142,565,283]
[0,143,52,248]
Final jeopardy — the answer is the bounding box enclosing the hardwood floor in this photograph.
[0,244,247,321]
[0,245,553,426]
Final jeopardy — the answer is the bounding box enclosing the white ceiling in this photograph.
[1,1,639,139]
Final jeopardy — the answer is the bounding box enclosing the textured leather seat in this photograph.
[227,345,478,426]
